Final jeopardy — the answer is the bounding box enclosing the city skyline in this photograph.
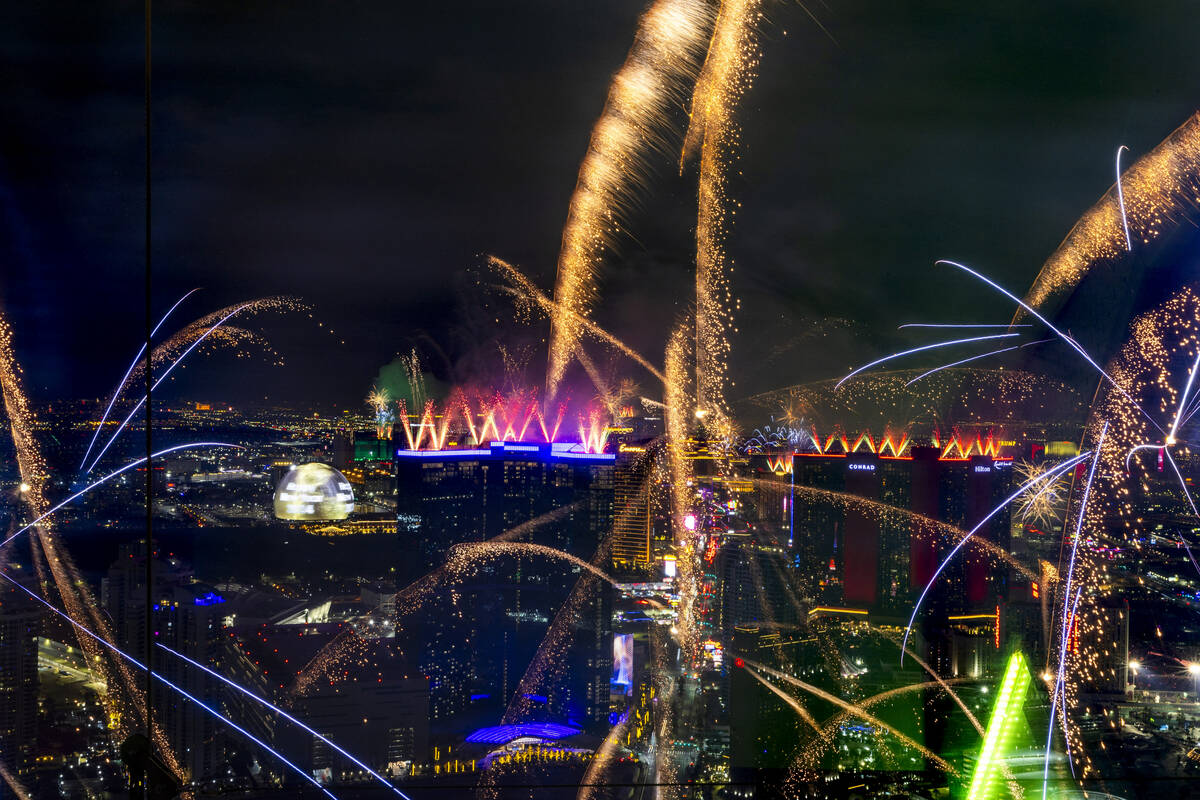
[5,2,1200,799]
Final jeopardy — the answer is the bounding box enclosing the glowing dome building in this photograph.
[273,463,354,521]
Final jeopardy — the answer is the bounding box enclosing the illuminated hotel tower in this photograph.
[787,437,1012,613]
[610,447,654,569]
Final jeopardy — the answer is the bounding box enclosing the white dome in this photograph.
[273,463,355,521]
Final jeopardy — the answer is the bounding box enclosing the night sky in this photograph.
[3,0,1199,409]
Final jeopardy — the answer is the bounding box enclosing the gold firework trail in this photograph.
[1021,113,1200,316]
[743,659,959,775]
[500,540,612,726]
[128,296,307,384]
[0,762,31,800]
[444,542,620,586]
[752,476,1039,580]
[790,679,970,780]
[1047,288,1200,778]
[292,503,588,698]
[663,319,703,659]
[501,472,654,727]
[0,306,184,779]
[577,706,637,800]
[687,0,762,421]
[746,663,822,733]
[489,256,667,384]
[547,0,714,396]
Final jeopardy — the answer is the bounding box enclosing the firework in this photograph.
[78,288,200,472]
[1048,292,1200,779]
[401,349,428,410]
[82,295,304,473]
[489,256,666,384]
[1012,459,1071,527]
[745,663,821,732]
[663,319,702,661]
[498,568,613,723]
[0,574,339,800]
[685,0,763,426]
[577,708,634,800]
[872,629,985,736]
[128,296,304,386]
[1043,428,1104,797]
[742,659,958,774]
[500,549,608,725]
[0,313,48,514]
[742,421,816,452]
[1167,347,1200,442]
[1021,113,1200,314]
[744,367,1083,436]
[444,541,620,586]
[1,443,242,550]
[836,332,1022,390]
[0,304,175,768]
[500,475,652,730]
[649,624,682,800]
[1115,145,1133,252]
[939,259,1159,434]
[751,477,1039,581]
[366,386,389,411]
[0,762,31,800]
[899,323,1034,330]
[83,303,252,473]
[546,0,714,395]
[366,386,396,438]
[902,452,1092,659]
[289,626,365,698]
[905,339,1052,388]
[295,502,589,698]
[790,678,969,779]
[158,644,412,800]
[1011,289,1200,781]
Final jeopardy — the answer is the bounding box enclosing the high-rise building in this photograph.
[396,442,615,567]
[395,441,616,728]
[610,447,654,570]
[728,625,814,795]
[101,541,193,656]
[783,433,1014,772]
[101,543,223,781]
[155,584,225,781]
[293,643,429,778]
[221,623,431,780]
[0,583,40,776]
[788,440,1012,616]
[716,537,799,637]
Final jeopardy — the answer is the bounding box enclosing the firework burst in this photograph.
[688,0,763,425]
[547,0,714,395]
[1022,113,1200,316]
